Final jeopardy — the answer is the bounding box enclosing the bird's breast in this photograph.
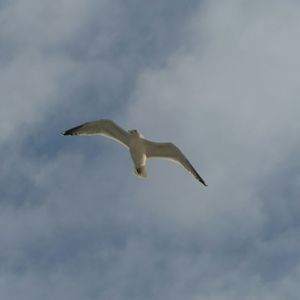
[129,137,146,166]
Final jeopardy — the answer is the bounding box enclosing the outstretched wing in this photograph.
[144,140,207,186]
[63,119,130,148]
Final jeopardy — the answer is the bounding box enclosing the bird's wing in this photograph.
[144,140,207,186]
[63,119,130,148]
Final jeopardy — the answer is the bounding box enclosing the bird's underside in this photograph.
[63,119,207,186]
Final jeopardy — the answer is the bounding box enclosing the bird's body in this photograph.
[128,130,147,177]
[63,119,207,186]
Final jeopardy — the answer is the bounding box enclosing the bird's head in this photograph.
[128,129,144,138]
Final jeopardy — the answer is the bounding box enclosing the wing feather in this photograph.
[144,140,207,186]
[63,119,130,148]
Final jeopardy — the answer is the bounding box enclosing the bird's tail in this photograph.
[133,165,147,178]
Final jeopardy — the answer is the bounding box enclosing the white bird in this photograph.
[63,119,207,186]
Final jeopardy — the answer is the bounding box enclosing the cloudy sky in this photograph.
[1,0,300,299]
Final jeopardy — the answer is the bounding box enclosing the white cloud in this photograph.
[125,1,300,297]
[0,0,90,142]
[0,0,300,299]
[128,0,300,226]
[0,0,130,143]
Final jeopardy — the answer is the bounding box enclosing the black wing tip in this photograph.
[195,174,207,186]
[62,124,84,136]
[62,129,75,136]
[199,179,208,186]
[62,124,85,136]
[190,165,207,186]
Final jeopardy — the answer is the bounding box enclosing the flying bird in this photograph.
[63,119,207,186]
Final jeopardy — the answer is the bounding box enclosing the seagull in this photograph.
[63,119,207,186]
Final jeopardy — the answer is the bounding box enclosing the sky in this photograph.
[0,0,300,299]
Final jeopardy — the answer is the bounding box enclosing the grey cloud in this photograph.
[1,0,300,299]
[126,0,300,298]
[0,0,198,143]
